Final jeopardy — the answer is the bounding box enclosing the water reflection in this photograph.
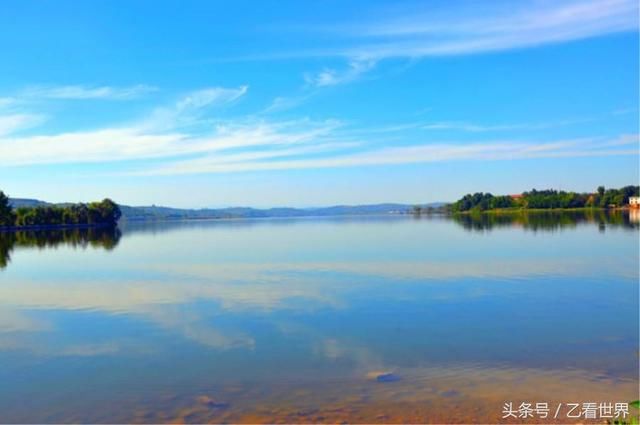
[0,214,637,423]
[0,227,121,269]
[118,214,416,237]
[0,211,636,270]
[451,209,638,232]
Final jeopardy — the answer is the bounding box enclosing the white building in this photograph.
[629,196,640,208]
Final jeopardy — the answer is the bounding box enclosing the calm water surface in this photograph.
[0,213,638,423]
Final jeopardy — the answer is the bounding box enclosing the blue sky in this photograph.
[0,0,638,207]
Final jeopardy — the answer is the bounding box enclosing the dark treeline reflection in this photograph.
[0,227,121,269]
[452,209,640,232]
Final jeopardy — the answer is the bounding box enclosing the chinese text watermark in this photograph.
[502,402,629,420]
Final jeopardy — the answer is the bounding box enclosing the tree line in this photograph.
[450,185,640,212]
[0,191,121,228]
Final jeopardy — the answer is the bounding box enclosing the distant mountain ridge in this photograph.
[9,198,445,221]
[118,202,445,221]
[8,198,49,208]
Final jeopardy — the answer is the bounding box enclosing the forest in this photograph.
[0,191,121,228]
[450,186,640,212]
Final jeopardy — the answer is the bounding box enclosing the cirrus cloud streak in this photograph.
[137,135,639,176]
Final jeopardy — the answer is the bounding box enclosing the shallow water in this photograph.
[0,212,638,423]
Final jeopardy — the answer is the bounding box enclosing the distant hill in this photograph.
[119,202,445,221]
[8,198,50,208]
[10,198,445,221]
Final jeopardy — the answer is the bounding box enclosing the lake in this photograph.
[0,212,638,423]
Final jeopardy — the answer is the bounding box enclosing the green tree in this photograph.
[450,185,639,212]
[0,191,16,227]
[10,196,121,228]
[88,199,122,225]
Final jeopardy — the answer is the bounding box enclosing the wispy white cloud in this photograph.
[0,97,16,108]
[611,107,638,116]
[0,113,46,137]
[343,122,425,135]
[249,0,637,61]
[421,118,592,133]
[0,84,635,175]
[21,84,158,100]
[142,141,359,175]
[349,0,636,38]
[175,86,248,111]
[263,60,375,114]
[0,128,188,165]
[262,95,308,113]
[305,60,376,87]
[140,86,249,131]
[422,122,524,132]
[599,133,640,147]
[0,85,339,166]
[336,117,595,138]
[136,135,639,176]
[252,0,637,108]
[0,86,246,165]
[349,0,639,59]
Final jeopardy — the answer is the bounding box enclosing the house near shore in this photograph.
[629,196,640,208]
[509,194,524,206]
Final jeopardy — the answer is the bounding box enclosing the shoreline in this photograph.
[452,206,632,215]
[0,207,634,231]
[0,222,117,233]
